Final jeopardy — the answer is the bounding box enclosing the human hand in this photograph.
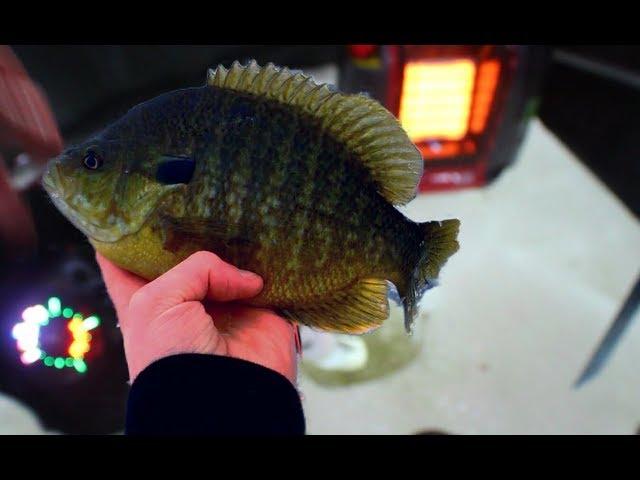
[96,251,298,384]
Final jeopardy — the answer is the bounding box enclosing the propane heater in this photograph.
[340,45,550,191]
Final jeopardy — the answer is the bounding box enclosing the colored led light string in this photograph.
[11,297,100,374]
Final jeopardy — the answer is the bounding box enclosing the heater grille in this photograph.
[399,59,476,142]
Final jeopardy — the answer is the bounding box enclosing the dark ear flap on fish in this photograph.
[282,278,390,334]
[207,60,423,205]
[156,155,196,185]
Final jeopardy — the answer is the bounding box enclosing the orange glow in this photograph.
[419,140,477,160]
[420,142,460,158]
[470,60,501,133]
[399,59,476,142]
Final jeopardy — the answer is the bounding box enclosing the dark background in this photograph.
[538,45,640,219]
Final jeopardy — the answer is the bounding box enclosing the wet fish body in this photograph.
[43,61,459,334]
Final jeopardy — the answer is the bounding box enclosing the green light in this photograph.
[54,357,65,369]
[73,359,87,373]
[44,356,54,367]
[40,317,49,326]
[47,297,62,317]
[65,357,74,367]
[73,313,83,321]
[40,351,47,359]
[62,308,73,318]
[83,316,100,331]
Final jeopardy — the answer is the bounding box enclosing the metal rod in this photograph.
[574,272,640,388]
[554,49,640,91]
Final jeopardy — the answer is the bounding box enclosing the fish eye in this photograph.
[83,150,103,170]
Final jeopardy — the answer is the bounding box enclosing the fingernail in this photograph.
[239,269,261,281]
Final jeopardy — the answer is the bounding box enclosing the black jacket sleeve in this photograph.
[125,354,306,435]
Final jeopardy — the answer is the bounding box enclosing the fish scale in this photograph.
[42,61,460,334]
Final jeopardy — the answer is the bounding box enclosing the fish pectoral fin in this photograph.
[282,278,390,334]
[159,214,253,253]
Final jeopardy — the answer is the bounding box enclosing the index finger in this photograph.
[96,253,146,318]
[130,251,264,316]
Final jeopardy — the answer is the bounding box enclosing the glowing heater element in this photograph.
[399,59,476,142]
[470,60,501,134]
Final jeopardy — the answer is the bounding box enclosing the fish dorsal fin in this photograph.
[207,60,423,205]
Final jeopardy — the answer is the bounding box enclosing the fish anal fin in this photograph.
[283,278,390,334]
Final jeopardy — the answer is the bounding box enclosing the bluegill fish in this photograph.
[42,61,459,334]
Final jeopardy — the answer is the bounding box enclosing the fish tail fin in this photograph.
[400,219,460,333]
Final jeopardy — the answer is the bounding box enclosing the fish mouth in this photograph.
[42,164,130,243]
[41,162,62,196]
[42,166,124,243]
[42,164,182,244]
